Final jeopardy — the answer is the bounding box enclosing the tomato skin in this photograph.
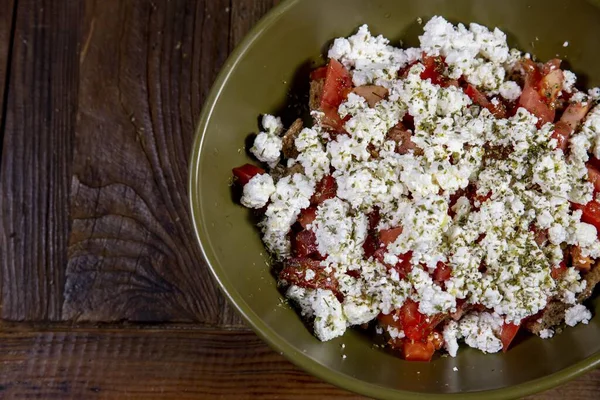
[518,85,555,126]
[292,230,320,258]
[433,262,452,283]
[318,59,353,132]
[310,66,328,81]
[379,227,403,246]
[551,121,572,151]
[311,175,337,205]
[403,340,436,362]
[421,55,446,85]
[464,84,507,118]
[572,201,600,231]
[499,322,520,352]
[232,164,266,186]
[298,207,317,229]
[587,163,600,193]
[375,250,413,279]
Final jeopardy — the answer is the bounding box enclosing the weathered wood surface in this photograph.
[0,0,597,398]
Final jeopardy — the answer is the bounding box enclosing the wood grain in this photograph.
[0,0,597,398]
[0,325,596,399]
[64,0,243,324]
[0,326,364,399]
[0,0,81,321]
[0,0,15,135]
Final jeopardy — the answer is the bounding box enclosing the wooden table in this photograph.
[0,0,598,398]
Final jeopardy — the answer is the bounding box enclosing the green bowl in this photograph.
[189,0,600,398]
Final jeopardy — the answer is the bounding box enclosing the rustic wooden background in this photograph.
[0,0,598,398]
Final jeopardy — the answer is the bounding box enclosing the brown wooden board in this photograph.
[0,325,596,399]
[0,0,81,321]
[0,0,598,398]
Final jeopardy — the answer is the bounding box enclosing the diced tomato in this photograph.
[292,230,319,258]
[311,175,337,205]
[352,85,389,107]
[279,258,340,298]
[520,58,542,87]
[550,261,568,280]
[387,122,417,154]
[572,201,600,231]
[428,331,444,350]
[541,58,561,75]
[379,227,403,246]
[375,250,413,279]
[464,84,507,118]
[571,245,593,272]
[363,232,380,259]
[539,69,563,106]
[472,190,492,207]
[421,55,446,85]
[232,164,265,186]
[433,262,452,283]
[319,59,353,132]
[310,66,328,81]
[500,323,520,352]
[518,85,555,126]
[367,207,381,231]
[399,300,422,340]
[561,101,592,131]
[590,157,600,171]
[551,121,572,151]
[298,207,317,229]
[398,61,418,79]
[587,163,600,193]
[403,340,436,362]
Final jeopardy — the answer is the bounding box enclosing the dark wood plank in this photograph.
[63,0,244,324]
[230,0,279,48]
[0,327,364,399]
[0,326,596,399]
[0,0,15,135]
[0,0,82,321]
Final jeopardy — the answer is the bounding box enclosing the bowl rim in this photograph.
[188,0,600,398]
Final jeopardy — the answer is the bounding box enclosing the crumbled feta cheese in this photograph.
[286,286,347,341]
[563,70,577,93]
[329,25,408,87]
[499,81,522,101]
[575,222,597,247]
[458,312,504,354]
[261,174,315,258]
[241,173,276,209]
[251,116,284,167]
[443,320,460,357]
[239,17,599,355]
[539,328,554,339]
[563,41,569,47]
[564,304,592,327]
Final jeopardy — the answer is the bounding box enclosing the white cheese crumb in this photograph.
[499,81,522,101]
[565,304,592,327]
[539,328,554,339]
[240,173,276,209]
[453,367,459,372]
[563,41,569,47]
[563,70,577,93]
